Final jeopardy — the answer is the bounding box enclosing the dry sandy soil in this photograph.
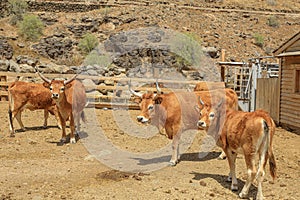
[0,102,299,200]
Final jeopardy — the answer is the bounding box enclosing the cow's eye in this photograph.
[60,87,65,91]
[209,113,215,118]
[148,105,154,110]
[49,86,53,91]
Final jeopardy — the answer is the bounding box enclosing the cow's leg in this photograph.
[74,112,81,135]
[255,151,267,200]
[226,150,238,191]
[15,111,26,131]
[8,109,15,137]
[170,133,181,166]
[239,154,256,199]
[43,109,49,128]
[69,114,76,144]
[60,119,67,143]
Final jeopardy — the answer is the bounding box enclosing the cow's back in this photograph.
[65,80,86,113]
[223,109,274,150]
[9,81,54,109]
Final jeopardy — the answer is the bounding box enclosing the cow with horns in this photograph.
[8,81,61,137]
[37,72,87,144]
[129,81,239,166]
[196,97,277,200]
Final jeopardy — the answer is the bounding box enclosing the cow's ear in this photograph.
[154,96,163,104]
[65,82,73,89]
[43,82,50,88]
[133,97,141,104]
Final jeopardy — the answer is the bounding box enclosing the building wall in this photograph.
[280,55,300,131]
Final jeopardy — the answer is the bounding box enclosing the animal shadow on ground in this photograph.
[14,125,59,133]
[132,151,220,166]
[190,172,257,198]
[46,131,89,146]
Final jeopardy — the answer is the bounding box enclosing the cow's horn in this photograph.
[36,71,51,84]
[199,96,205,106]
[156,79,162,94]
[64,74,77,85]
[128,80,143,98]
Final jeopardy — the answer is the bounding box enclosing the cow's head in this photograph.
[37,72,77,102]
[129,81,163,124]
[196,97,224,131]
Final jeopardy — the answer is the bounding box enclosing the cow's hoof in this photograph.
[231,184,238,191]
[239,192,248,199]
[169,160,178,166]
[217,155,226,160]
[9,133,15,137]
[70,138,76,144]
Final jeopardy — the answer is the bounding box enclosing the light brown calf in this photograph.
[37,72,87,144]
[194,82,239,159]
[197,99,277,200]
[8,81,61,137]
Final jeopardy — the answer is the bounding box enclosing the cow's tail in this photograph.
[8,88,15,136]
[257,120,277,181]
[267,119,277,180]
[81,111,87,123]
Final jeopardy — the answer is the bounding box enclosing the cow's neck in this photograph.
[55,93,71,110]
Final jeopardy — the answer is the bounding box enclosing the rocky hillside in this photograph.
[0,0,300,78]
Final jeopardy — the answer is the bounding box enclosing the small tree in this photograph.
[18,14,44,41]
[8,0,28,25]
[78,33,99,55]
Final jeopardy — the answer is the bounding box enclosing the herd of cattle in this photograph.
[6,73,276,200]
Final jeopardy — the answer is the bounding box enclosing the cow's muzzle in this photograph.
[137,116,149,123]
[52,93,59,99]
[197,120,206,128]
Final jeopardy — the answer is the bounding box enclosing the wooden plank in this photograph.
[280,118,300,129]
[280,115,300,126]
[256,78,279,121]
[0,91,8,96]
[280,105,300,115]
[0,82,9,87]
[92,102,140,110]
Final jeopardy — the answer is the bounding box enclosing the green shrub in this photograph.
[267,15,279,27]
[78,33,99,55]
[8,0,28,25]
[83,51,111,67]
[253,33,264,47]
[169,31,204,67]
[18,14,44,41]
[266,0,277,6]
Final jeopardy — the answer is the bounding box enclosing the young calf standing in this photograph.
[37,72,87,144]
[196,99,277,200]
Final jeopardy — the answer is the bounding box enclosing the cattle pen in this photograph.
[0,71,205,110]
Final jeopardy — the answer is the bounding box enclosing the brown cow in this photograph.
[37,72,87,144]
[194,81,239,159]
[193,81,225,92]
[196,99,277,200]
[130,83,238,166]
[8,81,61,137]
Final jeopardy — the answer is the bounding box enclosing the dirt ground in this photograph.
[0,102,299,200]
